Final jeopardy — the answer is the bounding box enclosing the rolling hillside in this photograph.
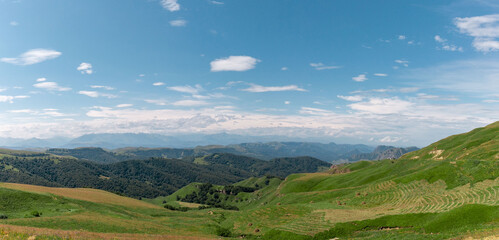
[0,149,330,198]
[0,122,496,239]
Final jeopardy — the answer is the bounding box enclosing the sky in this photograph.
[0,0,498,147]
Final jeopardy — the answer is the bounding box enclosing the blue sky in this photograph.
[0,0,498,147]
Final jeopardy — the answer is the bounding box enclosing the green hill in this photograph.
[0,150,330,198]
[401,121,498,161]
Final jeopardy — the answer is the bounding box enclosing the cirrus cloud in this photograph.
[0,95,29,103]
[241,84,306,93]
[78,91,117,98]
[170,19,187,27]
[33,82,71,91]
[310,62,341,70]
[1,49,61,65]
[348,97,413,114]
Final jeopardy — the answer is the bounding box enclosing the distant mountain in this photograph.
[63,133,174,149]
[118,141,378,163]
[0,137,70,149]
[63,133,325,149]
[348,145,419,161]
[46,141,418,163]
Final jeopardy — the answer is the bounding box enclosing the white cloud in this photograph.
[36,77,47,82]
[1,49,61,65]
[434,35,445,43]
[416,93,458,101]
[33,82,71,91]
[241,84,306,93]
[395,59,409,67]
[145,99,168,106]
[455,14,499,52]
[8,108,70,117]
[153,82,165,86]
[284,101,290,105]
[77,62,93,74]
[434,35,463,52]
[210,1,224,4]
[78,91,117,98]
[161,0,180,11]
[281,67,288,71]
[348,97,413,114]
[310,62,341,70]
[210,56,260,72]
[337,95,363,102]
[299,107,334,116]
[379,136,402,143]
[170,19,187,27]
[398,35,406,40]
[167,85,203,94]
[90,85,114,90]
[116,104,133,108]
[1,101,497,147]
[472,39,499,52]
[442,45,463,52]
[9,21,18,26]
[352,74,367,82]
[373,73,388,77]
[9,109,35,114]
[0,95,29,103]
[172,100,209,107]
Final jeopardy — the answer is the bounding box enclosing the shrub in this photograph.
[215,226,232,237]
[163,204,189,212]
[30,211,42,217]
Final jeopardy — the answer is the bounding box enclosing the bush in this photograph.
[30,211,42,217]
[163,204,189,212]
[215,226,232,237]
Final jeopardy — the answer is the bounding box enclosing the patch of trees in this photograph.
[163,204,189,212]
[177,183,262,210]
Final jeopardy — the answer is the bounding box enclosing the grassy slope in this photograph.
[0,122,497,239]
[401,121,499,161]
[0,184,221,239]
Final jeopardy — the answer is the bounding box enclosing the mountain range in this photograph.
[45,142,418,163]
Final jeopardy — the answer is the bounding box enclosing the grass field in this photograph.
[0,183,160,209]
